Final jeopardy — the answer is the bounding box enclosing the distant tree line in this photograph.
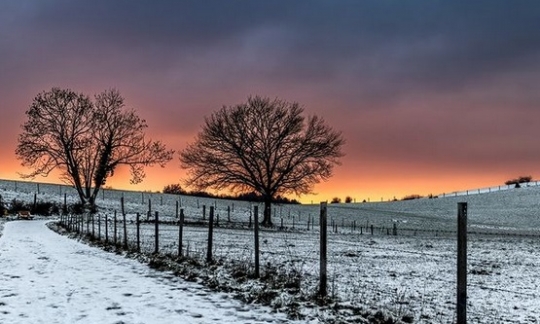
[163,184,300,204]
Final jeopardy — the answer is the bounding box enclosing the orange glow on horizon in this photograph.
[1,158,530,204]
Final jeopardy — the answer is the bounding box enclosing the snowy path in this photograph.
[0,220,296,324]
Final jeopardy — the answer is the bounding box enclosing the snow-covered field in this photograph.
[1,179,540,323]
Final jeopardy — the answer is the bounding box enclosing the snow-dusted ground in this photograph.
[2,179,540,323]
[0,220,301,324]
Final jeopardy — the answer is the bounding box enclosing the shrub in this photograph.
[68,202,86,215]
[505,175,533,186]
[330,197,341,204]
[345,196,353,203]
[402,194,423,201]
[32,201,61,216]
[9,199,30,213]
[163,183,186,195]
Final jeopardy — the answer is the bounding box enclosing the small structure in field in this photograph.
[17,210,33,220]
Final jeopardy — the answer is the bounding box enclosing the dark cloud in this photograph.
[2,1,540,95]
[2,0,540,196]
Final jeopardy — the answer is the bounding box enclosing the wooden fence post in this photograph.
[136,213,140,252]
[122,208,128,249]
[98,214,101,240]
[148,199,152,221]
[91,214,95,239]
[254,206,260,278]
[154,211,159,254]
[114,210,117,247]
[105,214,109,244]
[207,206,214,263]
[178,209,184,257]
[203,205,206,220]
[457,202,468,324]
[33,193,37,212]
[319,202,328,297]
[227,205,231,222]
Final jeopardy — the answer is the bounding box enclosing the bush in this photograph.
[345,196,353,203]
[8,199,62,216]
[330,197,341,204]
[505,176,533,186]
[32,201,61,216]
[68,202,86,215]
[402,194,423,201]
[9,199,30,213]
[163,183,186,195]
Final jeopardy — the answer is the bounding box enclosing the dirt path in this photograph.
[0,220,297,324]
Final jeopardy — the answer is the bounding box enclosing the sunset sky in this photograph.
[1,1,540,203]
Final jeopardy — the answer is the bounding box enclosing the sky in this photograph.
[1,0,540,203]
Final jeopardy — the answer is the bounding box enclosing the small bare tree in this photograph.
[180,96,345,226]
[16,88,174,208]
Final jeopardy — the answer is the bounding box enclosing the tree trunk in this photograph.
[74,184,87,206]
[261,196,273,227]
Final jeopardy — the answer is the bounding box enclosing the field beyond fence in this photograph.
[2,179,540,323]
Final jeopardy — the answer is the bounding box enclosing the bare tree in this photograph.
[16,88,174,208]
[180,96,345,226]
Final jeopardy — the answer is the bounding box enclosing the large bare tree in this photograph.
[180,96,345,226]
[16,87,174,208]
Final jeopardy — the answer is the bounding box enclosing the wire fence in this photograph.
[2,179,540,323]
[56,204,540,324]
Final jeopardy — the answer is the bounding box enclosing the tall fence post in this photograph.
[105,214,109,244]
[114,210,118,247]
[148,198,152,221]
[207,206,214,263]
[178,209,184,257]
[122,198,128,249]
[136,213,140,252]
[203,205,206,220]
[154,211,159,254]
[319,202,328,297]
[457,202,468,324]
[254,205,260,278]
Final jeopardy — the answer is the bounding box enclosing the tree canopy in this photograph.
[16,87,174,208]
[180,96,345,225]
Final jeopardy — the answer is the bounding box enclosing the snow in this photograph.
[0,220,300,324]
[2,179,540,323]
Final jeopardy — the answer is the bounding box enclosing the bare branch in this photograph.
[16,87,174,207]
[180,95,345,225]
